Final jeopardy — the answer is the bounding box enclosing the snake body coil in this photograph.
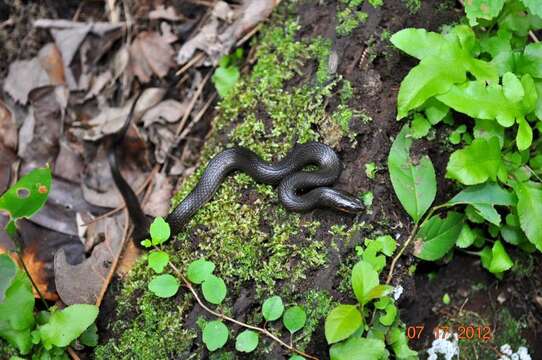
[108,98,363,245]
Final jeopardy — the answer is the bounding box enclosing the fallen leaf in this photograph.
[0,145,16,195]
[34,19,124,37]
[149,5,185,21]
[0,100,18,150]
[130,31,175,82]
[84,71,112,100]
[176,17,222,65]
[53,139,85,183]
[147,124,176,164]
[3,58,51,104]
[37,43,66,85]
[142,99,186,127]
[160,22,178,44]
[143,172,173,217]
[54,215,124,305]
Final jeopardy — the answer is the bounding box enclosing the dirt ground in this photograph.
[1,0,541,359]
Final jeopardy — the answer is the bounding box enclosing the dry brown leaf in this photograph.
[141,99,186,127]
[142,172,173,217]
[53,139,85,183]
[147,124,176,164]
[37,43,66,85]
[160,22,178,44]
[84,71,113,100]
[3,58,50,104]
[0,100,18,151]
[0,145,16,195]
[130,31,175,83]
[149,5,185,21]
[54,215,124,305]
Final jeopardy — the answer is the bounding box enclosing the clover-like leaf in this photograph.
[235,330,259,353]
[262,295,284,321]
[283,306,306,333]
[202,321,229,351]
[148,274,179,298]
[186,258,215,284]
[201,275,227,305]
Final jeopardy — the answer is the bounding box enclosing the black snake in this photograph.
[107,96,363,246]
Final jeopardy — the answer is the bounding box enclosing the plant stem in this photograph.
[167,262,320,360]
[15,251,49,310]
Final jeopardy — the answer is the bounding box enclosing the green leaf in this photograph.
[79,323,98,347]
[351,261,379,305]
[148,251,169,273]
[290,356,306,360]
[375,235,397,256]
[414,212,464,261]
[379,303,397,326]
[283,306,306,333]
[520,0,542,19]
[202,321,228,351]
[517,41,542,79]
[423,98,449,125]
[502,72,525,102]
[437,81,523,127]
[235,330,259,353]
[140,239,152,248]
[0,270,35,354]
[473,119,504,147]
[447,182,515,225]
[411,114,431,139]
[515,182,542,251]
[489,240,513,273]
[262,295,284,321]
[39,304,99,350]
[148,274,179,298]
[516,117,533,151]
[388,124,436,222]
[325,305,363,344]
[186,258,215,284]
[456,224,476,248]
[201,275,227,305]
[464,0,505,26]
[0,167,51,221]
[0,254,17,302]
[390,28,447,60]
[212,65,240,98]
[330,336,387,360]
[149,217,170,246]
[388,326,418,359]
[446,137,503,185]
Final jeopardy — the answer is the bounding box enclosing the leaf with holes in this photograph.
[388,124,436,222]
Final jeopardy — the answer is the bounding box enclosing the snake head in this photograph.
[328,190,364,214]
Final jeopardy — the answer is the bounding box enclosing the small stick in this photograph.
[176,52,205,76]
[175,71,213,137]
[67,346,81,360]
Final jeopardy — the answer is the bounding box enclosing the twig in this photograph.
[15,251,49,309]
[168,262,319,360]
[236,24,263,47]
[175,71,213,137]
[385,222,419,284]
[67,346,81,360]
[179,93,217,140]
[176,52,206,76]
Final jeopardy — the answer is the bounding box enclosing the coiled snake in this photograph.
[107,96,363,246]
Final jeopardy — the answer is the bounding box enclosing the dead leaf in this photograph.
[130,31,175,83]
[115,240,141,277]
[0,100,18,150]
[0,144,16,194]
[142,172,173,217]
[54,215,124,305]
[176,17,222,65]
[37,43,66,85]
[84,71,113,100]
[149,5,185,21]
[147,124,176,164]
[34,19,124,36]
[3,58,51,104]
[160,22,178,44]
[54,139,85,183]
[141,99,186,127]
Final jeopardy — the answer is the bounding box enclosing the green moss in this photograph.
[337,0,368,36]
[402,0,421,14]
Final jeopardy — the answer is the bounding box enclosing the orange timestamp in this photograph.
[406,324,493,341]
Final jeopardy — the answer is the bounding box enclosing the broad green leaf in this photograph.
[364,284,393,302]
[517,42,542,79]
[330,336,387,360]
[202,321,228,351]
[201,275,227,305]
[283,306,306,333]
[515,182,542,251]
[0,270,35,354]
[235,330,259,353]
[465,0,504,26]
[79,323,99,347]
[0,254,17,302]
[212,66,240,98]
[519,74,538,113]
[379,303,397,326]
[535,81,542,119]
[148,251,169,273]
[446,137,503,185]
[186,258,215,284]
[411,114,431,139]
[149,217,170,246]
[516,117,533,151]
[351,261,379,305]
[499,0,542,36]
[456,224,476,248]
[489,240,513,273]
[375,235,397,256]
[0,167,51,221]
[388,327,418,359]
[388,125,436,222]
[520,0,542,19]
[437,81,521,127]
[39,304,98,350]
[390,28,446,60]
[325,305,363,344]
[473,119,504,147]
[423,98,449,125]
[262,295,284,321]
[360,241,385,272]
[148,274,179,298]
[447,182,515,225]
[502,72,524,102]
[414,212,464,261]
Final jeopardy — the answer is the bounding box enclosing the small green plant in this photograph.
[387,1,542,279]
[142,219,317,358]
[324,236,417,359]
[212,48,243,98]
[336,0,369,36]
[0,168,99,358]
